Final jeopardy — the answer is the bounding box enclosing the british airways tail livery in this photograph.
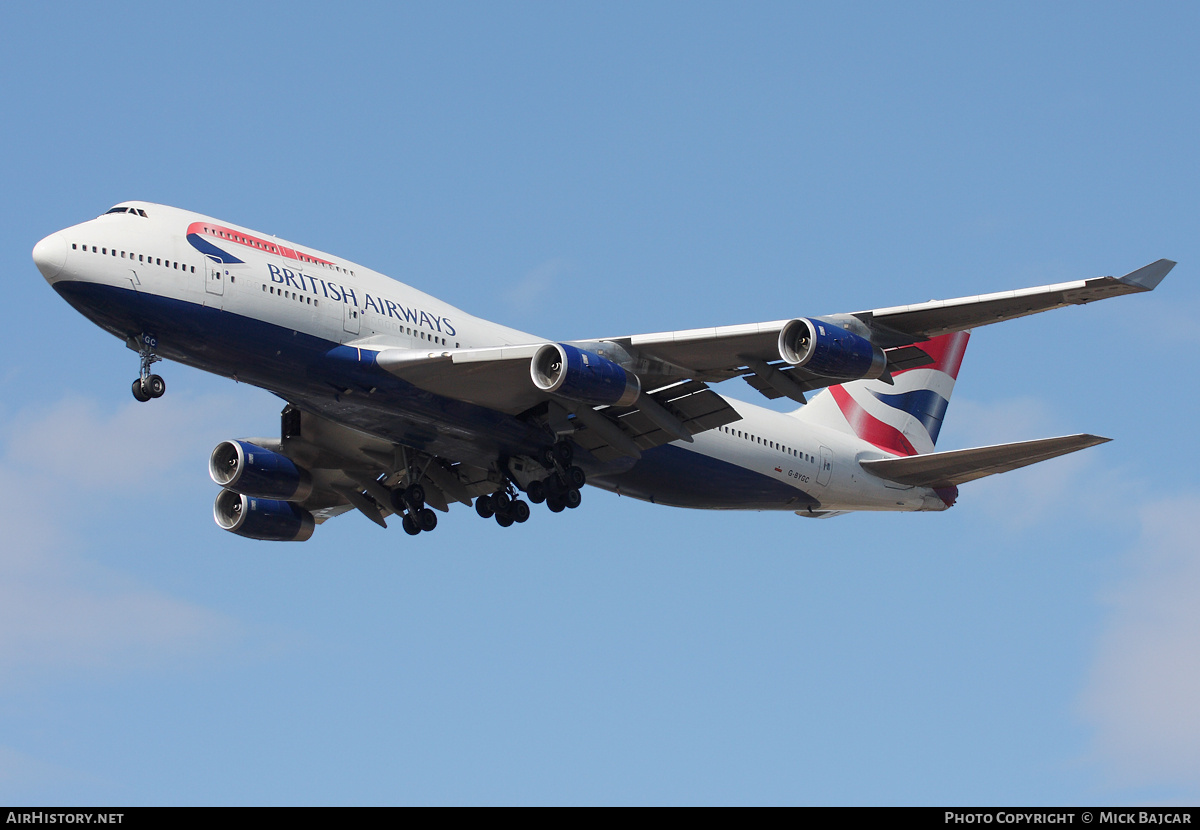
[33,202,1175,540]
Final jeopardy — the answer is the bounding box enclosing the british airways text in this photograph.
[267,264,455,336]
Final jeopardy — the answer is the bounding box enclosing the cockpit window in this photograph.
[105,207,129,215]
[103,206,148,217]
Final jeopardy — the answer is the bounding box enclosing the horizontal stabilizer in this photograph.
[860,434,1110,488]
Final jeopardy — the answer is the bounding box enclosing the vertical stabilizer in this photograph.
[790,331,970,456]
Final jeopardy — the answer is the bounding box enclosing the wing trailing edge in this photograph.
[859,434,1111,488]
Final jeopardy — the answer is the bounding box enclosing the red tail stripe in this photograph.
[896,331,970,380]
[829,385,918,456]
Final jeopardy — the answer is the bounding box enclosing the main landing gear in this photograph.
[389,482,439,536]
[473,441,585,528]
[130,334,166,403]
[474,487,531,528]
[534,439,586,514]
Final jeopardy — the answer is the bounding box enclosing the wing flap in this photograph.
[570,381,740,461]
[860,434,1111,488]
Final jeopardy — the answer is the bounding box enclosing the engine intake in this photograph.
[209,440,313,501]
[778,318,887,380]
[213,489,315,542]
[531,343,640,407]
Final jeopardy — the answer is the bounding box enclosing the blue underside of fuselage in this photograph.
[591,443,816,510]
[53,279,546,466]
[54,279,805,510]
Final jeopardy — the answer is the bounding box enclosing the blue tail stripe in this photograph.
[869,388,950,444]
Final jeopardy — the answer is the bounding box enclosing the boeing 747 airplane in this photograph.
[32,202,1175,540]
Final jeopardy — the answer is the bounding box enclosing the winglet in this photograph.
[1119,259,1176,291]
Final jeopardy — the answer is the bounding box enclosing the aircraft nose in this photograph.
[32,233,67,282]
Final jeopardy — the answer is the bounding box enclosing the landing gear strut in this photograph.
[131,334,165,403]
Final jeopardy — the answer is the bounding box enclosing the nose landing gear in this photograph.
[130,334,165,403]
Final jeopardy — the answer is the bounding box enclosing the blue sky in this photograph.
[2,1,1198,805]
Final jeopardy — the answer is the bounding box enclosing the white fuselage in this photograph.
[36,201,946,516]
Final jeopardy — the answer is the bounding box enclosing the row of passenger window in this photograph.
[69,239,456,348]
[369,311,451,347]
[73,243,195,273]
[719,425,815,463]
[259,283,453,345]
[401,326,448,346]
[263,283,319,307]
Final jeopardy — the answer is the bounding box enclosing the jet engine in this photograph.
[530,343,641,407]
[209,440,313,501]
[213,489,315,542]
[777,318,887,380]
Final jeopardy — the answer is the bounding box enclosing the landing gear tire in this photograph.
[563,488,582,509]
[492,491,511,513]
[511,500,530,523]
[496,512,514,528]
[538,446,556,468]
[402,514,421,535]
[406,483,426,509]
[418,508,437,532]
[566,465,586,489]
[526,479,546,504]
[475,495,495,519]
[546,497,565,513]
[145,374,166,398]
[131,379,151,402]
[554,441,574,465]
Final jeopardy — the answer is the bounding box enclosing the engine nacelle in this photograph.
[777,318,887,380]
[209,440,313,501]
[531,343,641,407]
[213,489,315,542]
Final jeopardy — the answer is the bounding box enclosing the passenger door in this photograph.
[204,254,224,309]
[817,446,833,486]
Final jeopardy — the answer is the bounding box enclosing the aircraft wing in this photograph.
[600,259,1176,393]
[355,260,1170,459]
[859,434,1110,488]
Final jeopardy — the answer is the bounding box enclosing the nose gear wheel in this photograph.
[130,334,165,402]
